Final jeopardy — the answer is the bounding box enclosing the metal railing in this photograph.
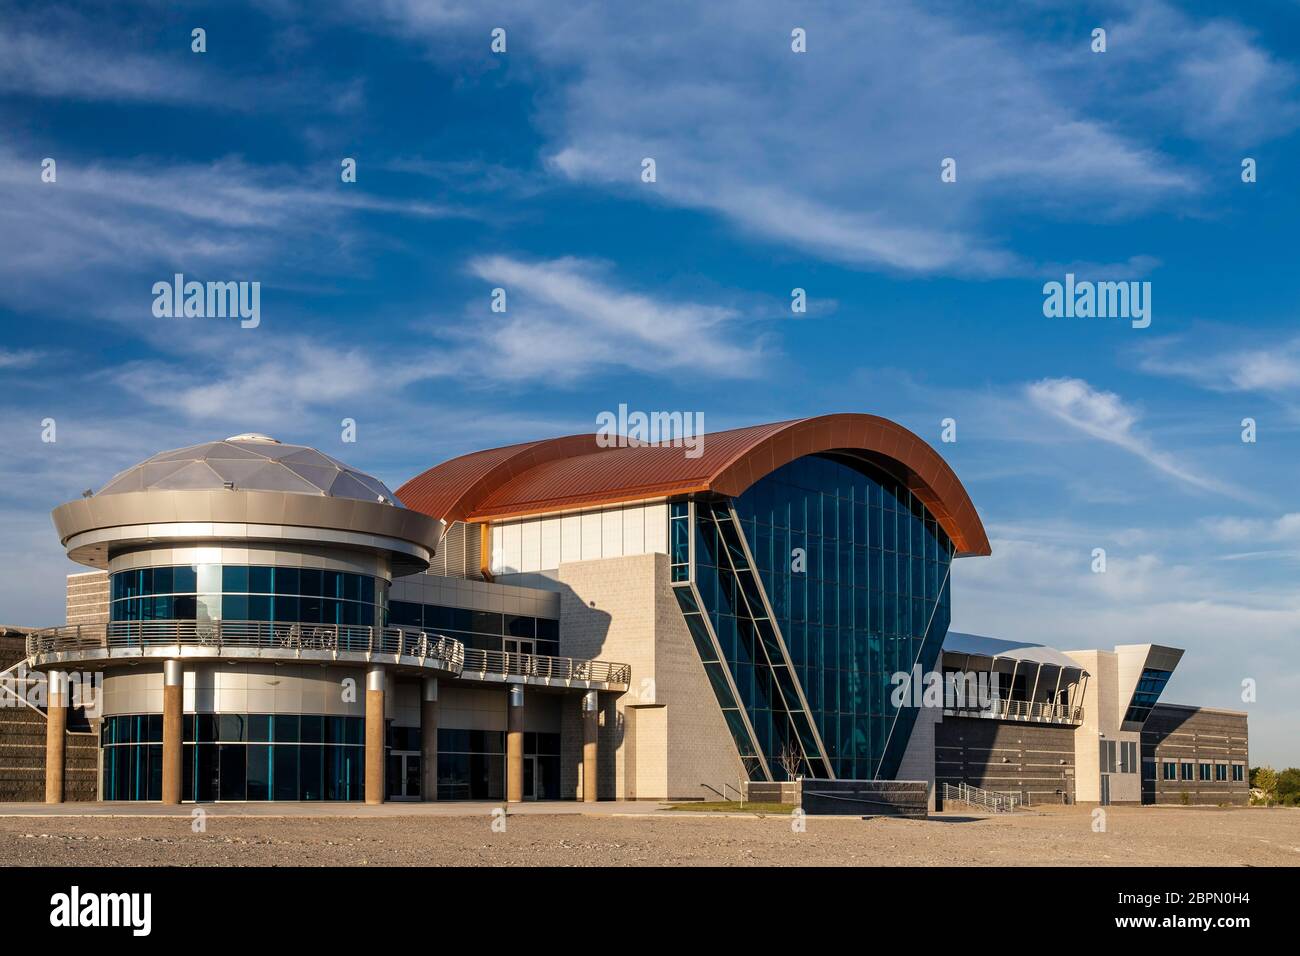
[25,620,464,669]
[943,782,1022,813]
[459,647,631,686]
[25,621,631,687]
[944,697,1083,725]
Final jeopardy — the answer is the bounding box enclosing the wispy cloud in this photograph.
[0,148,463,318]
[0,348,42,370]
[1025,376,1240,498]
[459,255,765,382]
[1139,335,1300,394]
[333,1,1299,276]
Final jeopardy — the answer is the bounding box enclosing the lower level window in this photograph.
[1162,761,1176,780]
[101,714,365,801]
[1232,764,1245,782]
[1199,762,1212,781]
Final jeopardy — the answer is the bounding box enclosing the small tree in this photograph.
[1255,766,1278,806]
[777,740,804,781]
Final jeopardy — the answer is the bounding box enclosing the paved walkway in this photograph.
[0,800,674,818]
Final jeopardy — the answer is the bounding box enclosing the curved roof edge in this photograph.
[396,413,991,557]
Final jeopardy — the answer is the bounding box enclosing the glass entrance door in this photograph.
[523,755,541,800]
[387,751,421,800]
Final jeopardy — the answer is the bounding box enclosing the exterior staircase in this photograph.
[0,631,97,801]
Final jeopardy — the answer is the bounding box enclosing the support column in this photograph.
[365,666,386,805]
[507,684,524,803]
[162,660,183,805]
[44,670,67,804]
[582,690,599,803]
[421,677,438,801]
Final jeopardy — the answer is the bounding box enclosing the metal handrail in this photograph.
[25,620,463,671]
[945,697,1084,724]
[25,621,630,686]
[459,647,632,685]
[943,782,1021,813]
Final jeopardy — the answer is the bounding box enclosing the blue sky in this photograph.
[1,1,1298,763]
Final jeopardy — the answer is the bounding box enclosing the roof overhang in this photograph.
[52,489,443,575]
[397,413,991,557]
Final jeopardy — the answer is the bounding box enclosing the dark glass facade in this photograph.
[388,601,560,656]
[672,453,954,781]
[102,715,561,801]
[101,714,365,801]
[1124,668,1173,724]
[109,565,385,628]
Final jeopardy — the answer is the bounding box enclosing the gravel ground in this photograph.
[2,805,1297,866]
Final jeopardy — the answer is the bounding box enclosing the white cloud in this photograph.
[0,348,42,369]
[1139,336,1300,394]
[1025,377,1239,497]
[0,148,462,318]
[953,533,1300,766]
[331,1,1300,276]
[460,255,765,381]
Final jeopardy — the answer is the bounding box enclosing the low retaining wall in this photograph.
[743,780,801,804]
[801,779,928,818]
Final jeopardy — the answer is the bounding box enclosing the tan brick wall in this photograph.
[66,571,109,626]
[557,552,743,799]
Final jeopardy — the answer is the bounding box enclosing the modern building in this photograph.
[14,414,1247,806]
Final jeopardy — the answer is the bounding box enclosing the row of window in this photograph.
[387,602,560,656]
[1161,760,1245,783]
[103,718,563,801]
[102,713,364,746]
[111,594,380,627]
[103,741,365,802]
[1101,740,1139,774]
[109,565,385,627]
[112,566,379,603]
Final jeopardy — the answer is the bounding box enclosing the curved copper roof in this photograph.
[396,414,991,556]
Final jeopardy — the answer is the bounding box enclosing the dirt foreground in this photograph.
[1,805,1297,867]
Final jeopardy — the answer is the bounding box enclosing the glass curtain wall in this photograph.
[110,566,385,628]
[672,453,954,781]
[101,713,365,801]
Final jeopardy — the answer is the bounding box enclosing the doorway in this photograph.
[523,755,543,800]
[387,751,421,800]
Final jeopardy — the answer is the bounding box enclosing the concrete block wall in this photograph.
[66,570,109,626]
[1143,704,1249,806]
[556,552,743,800]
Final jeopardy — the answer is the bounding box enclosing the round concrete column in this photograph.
[365,666,386,805]
[161,660,184,805]
[506,684,524,803]
[44,670,67,804]
[420,677,438,802]
[582,690,599,803]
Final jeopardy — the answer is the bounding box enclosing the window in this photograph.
[1101,740,1118,773]
[1231,764,1245,783]
[1215,763,1228,782]
[109,565,383,628]
[1118,740,1137,774]
[1180,761,1194,780]
[103,713,365,802]
[1199,762,1212,781]
[1123,668,1173,724]
[1162,760,1177,781]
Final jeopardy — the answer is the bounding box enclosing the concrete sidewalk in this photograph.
[0,800,673,818]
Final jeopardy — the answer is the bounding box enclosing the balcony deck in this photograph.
[942,698,1084,726]
[25,620,631,693]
